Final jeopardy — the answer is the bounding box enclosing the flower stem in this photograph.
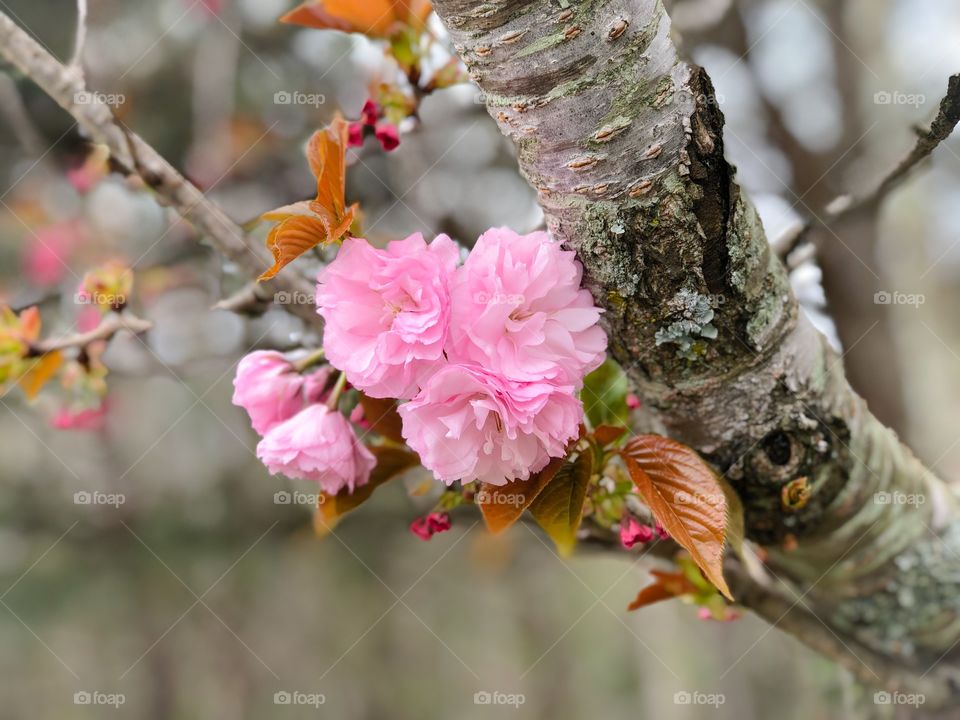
[294,347,325,373]
[326,371,347,410]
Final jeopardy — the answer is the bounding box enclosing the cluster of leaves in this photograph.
[309,358,743,615]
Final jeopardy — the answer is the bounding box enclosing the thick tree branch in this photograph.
[434,0,960,705]
[0,11,319,326]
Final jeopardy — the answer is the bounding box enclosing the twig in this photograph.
[828,73,960,221]
[0,10,320,326]
[34,312,152,354]
[212,282,273,316]
[69,0,87,74]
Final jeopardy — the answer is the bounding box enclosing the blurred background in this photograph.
[0,0,957,717]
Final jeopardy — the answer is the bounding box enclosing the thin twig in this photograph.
[68,0,88,74]
[34,312,152,354]
[828,73,960,221]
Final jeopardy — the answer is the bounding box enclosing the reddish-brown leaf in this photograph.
[593,424,627,447]
[627,570,698,611]
[258,117,358,281]
[477,457,564,535]
[621,435,733,600]
[358,393,405,444]
[314,446,418,535]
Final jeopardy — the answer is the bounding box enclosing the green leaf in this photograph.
[529,449,594,557]
[582,359,629,428]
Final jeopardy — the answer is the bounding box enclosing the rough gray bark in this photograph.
[433,0,960,705]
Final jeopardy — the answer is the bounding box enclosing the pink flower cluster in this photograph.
[347,100,400,152]
[232,352,375,495]
[317,228,606,486]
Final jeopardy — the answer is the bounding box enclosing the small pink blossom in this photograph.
[360,100,379,127]
[317,234,459,399]
[347,122,364,147]
[620,516,654,549]
[410,511,452,541]
[398,363,582,486]
[626,393,641,410]
[51,403,107,431]
[23,222,81,287]
[447,227,606,386]
[256,404,375,494]
[232,351,305,434]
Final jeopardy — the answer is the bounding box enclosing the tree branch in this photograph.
[34,312,152,354]
[828,74,960,220]
[433,0,960,705]
[0,11,319,326]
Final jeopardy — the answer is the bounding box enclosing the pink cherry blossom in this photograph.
[446,227,606,386]
[398,363,582,486]
[317,233,459,399]
[232,351,306,434]
[256,404,376,494]
[375,123,400,151]
[51,402,107,431]
[620,516,654,549]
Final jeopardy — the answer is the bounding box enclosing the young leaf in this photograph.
[258,117,359,281]
[620,435,733,600]
[477,457,563,534]
[528,450,594,557]
[627,570,698,611]
[582,359,629,429]
[592,424,627,448]
[280,0,432,38]
[19,351,63,400]
[358,393,405,444]
[314,446,418,535]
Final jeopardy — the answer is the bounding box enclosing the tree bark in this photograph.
[432,0,960,706]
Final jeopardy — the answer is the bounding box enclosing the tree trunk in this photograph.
[432,0,960,706]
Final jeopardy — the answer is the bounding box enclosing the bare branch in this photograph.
[34,312,152,354]
[0,10,319,327]
[828,73,960,220]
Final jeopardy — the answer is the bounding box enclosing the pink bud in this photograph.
[375,123,400,152]
[620,516,654,549]
[697,607,713,621]
[347,122,365,148]
[360,100,380,127]
[626,393,641,409]
[410,512,452,541]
